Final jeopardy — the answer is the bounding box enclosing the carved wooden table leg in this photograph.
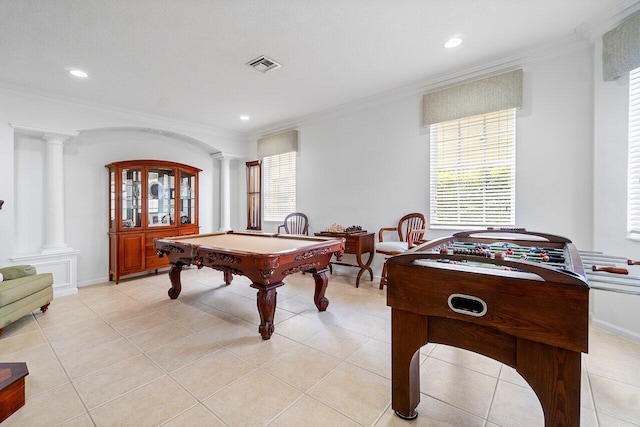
[355,249,374,288]
[223,271,233,285]
[311,268,330,311]
[168,264,183,299]
[392,308,429,420]
[251,282,284,340]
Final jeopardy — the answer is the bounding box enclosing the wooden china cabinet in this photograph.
[106,160,201,283]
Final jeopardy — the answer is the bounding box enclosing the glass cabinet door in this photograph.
[121,168,142,229]
[179,171,196,225]
[109,170,116,230]
[148,168,175,227]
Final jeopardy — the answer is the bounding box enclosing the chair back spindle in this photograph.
[278,212,310,236]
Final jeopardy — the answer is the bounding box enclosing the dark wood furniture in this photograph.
[387,229,589,426]
[315,231,375,287]
[278,212,310,235]
[376,213,426,289]
[246,160,262,230]
[106,160,201,283]
[0,362,29,423]
[155,231,344,340]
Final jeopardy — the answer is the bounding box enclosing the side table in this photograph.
[316,231,375,287]
[0,362,29,422]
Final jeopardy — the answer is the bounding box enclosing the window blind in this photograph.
[430,109,516,228]
[263,151,296,222]
[627,68,640,239]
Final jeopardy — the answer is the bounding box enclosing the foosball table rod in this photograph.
[579,251,628,264]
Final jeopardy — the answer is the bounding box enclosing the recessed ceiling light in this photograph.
[69,69,88,78]
[444,37,463,49]
[240,115,250,121]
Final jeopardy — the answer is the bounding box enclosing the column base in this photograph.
[10,249,80,297]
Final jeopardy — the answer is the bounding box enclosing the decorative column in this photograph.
[212,152,240,231]
[9,124,80,297]
[42,133,72,252]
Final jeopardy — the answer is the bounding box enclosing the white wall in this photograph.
[517,51,594,249]
[257,48,595,276]
[592,38,640,342]
[0,89,249,285]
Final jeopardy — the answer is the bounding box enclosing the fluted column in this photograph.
[212,152,240,231]
[42,133,72,252]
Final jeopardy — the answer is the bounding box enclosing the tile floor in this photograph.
[1,267,639,426]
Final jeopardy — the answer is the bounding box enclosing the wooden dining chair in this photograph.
[278,212,310,236]
[376,212,427,289]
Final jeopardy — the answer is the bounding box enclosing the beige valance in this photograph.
[257,130,298,158]
[603,12,640,81]
[422,69,523,127]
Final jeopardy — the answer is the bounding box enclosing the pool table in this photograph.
[154,231,344,339]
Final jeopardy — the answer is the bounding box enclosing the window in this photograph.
[263,151,296,222]
[627,68,640,239]
[430,108,516,228]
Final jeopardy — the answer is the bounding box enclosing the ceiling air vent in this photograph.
[246,55,281,73]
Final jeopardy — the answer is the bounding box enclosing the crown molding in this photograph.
[9,123,79,138]
[576,0,640,43]
[0,83,244,141]
[4,1,637,143]
[252,33,592,138]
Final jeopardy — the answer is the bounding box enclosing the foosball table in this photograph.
[387,228,589,426]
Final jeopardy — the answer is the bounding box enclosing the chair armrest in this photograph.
[407,229,426,248]
[277,224,285,233]
[378,227,397,242]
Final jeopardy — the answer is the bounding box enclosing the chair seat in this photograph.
[375,241,409,255]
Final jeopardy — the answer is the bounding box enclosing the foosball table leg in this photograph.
[391,308,428,420]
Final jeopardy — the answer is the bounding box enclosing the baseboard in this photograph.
[592,318,640,344]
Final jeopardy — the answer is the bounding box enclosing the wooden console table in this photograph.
[0,362,29,422]
[316,231,374,287]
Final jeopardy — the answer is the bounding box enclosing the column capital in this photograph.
[211,152,242,162]
[42,133,75,144]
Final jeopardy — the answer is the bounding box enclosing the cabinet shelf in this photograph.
[106,160,201,283]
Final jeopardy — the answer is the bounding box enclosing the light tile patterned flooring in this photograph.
[1,267,640,426]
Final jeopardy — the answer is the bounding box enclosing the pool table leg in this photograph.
[168,264,183,299]
[252,282,284,340]
[311,268,330,311]
[223,271,233,284]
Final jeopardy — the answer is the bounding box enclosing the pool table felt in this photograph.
[164,233,340,254]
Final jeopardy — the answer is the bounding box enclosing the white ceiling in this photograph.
[0,1,636,135]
